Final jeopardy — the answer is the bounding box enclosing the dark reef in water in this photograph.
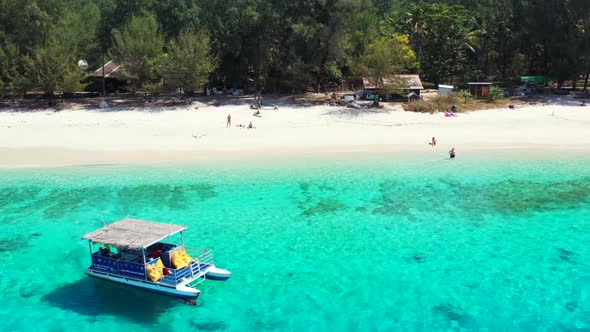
[0,182,219,220]
[303,199,347,216]
[432,303,471,325]
[0,185,44,208]
[472,178,590,215]
[117,183,217,212]
[355,206,367,212]
[295,181,348,216]
[371,181,411,217]
[556,247,577,264]
[565,301,578,312]
[0,238,28,252]
[369,176,590,220]
[189,319,229,331]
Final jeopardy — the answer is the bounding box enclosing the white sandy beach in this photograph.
[1,99,590,167]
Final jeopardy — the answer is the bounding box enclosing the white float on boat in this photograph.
[82,218,231,303]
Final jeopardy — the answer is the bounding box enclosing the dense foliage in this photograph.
[0,0,589,96]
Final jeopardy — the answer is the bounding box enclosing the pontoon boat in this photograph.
[82,218,231,304]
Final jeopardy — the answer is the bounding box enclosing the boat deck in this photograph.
[160,261,213,286]
[90,245,215,287]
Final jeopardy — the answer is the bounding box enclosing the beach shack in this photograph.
[468,82,493,98]
[362,77,380,100]
[390,74,424,97]
[520,76,550,86]
[438,84,454,96]
[362,74,424,100]
[518,76,549,95]
[86,60,129,93]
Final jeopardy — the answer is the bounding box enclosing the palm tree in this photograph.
[400,2,426,60]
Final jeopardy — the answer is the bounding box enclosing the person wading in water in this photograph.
[449,147,456,159]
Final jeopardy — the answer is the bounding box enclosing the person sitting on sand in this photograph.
[248,121,254,129]
[429,137,436,146]
[449,147,456,159]
[508,104,515,109]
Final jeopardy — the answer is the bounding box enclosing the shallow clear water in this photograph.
[1,156,589,331]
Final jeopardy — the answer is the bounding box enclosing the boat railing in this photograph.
[168,247,214,286]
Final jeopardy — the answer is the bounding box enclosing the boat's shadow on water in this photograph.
[42,278,176,324]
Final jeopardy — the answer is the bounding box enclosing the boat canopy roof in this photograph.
[82,218,187,249]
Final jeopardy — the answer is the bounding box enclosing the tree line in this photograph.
[1,0,589,97]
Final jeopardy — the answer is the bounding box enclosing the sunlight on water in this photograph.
[0,156,589,331]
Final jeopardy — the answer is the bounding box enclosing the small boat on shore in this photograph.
[82,218,231,304]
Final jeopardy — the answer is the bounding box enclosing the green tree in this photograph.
[488,85,505,101]
[53,2,101,67]
[111,14,164,92]
[353,35,418,96]
[0,42,35,98]
[0,40,16,95]
[32,39,85,100]
[166,29,216,94]
[356,35,418,77]
[153,0,201,38]
[417,3,480,85]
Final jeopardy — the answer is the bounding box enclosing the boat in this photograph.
[82,218,231,304]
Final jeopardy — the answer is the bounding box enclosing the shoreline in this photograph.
[1,101,589,168]
[1,145,589,169]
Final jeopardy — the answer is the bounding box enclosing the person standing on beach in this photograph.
[449,147,456,159]
[430,137,437,146]
[226,114,231,128]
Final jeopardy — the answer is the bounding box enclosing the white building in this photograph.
[438,84,454,96]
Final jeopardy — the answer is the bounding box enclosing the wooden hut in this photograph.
[362,74,424,100]
[390,74,424,96]
[86,60,130,93]
[468,82,493,98]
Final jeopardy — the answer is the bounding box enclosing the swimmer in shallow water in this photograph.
[429,137,436,146]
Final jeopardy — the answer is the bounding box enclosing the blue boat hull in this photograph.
[86,269,200,301]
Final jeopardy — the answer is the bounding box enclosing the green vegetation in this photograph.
[404,93,519,113]
[404,94,461,113]
[0,0,589,97]
[111,14,164,93]
[488,86,505,101]
[355,35,418,95]
[458,91,474,103]
[166,29,216,95]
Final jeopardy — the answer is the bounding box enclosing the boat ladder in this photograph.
[187,248,214,287]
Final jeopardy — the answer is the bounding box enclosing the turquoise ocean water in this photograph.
[0,155,589,331]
